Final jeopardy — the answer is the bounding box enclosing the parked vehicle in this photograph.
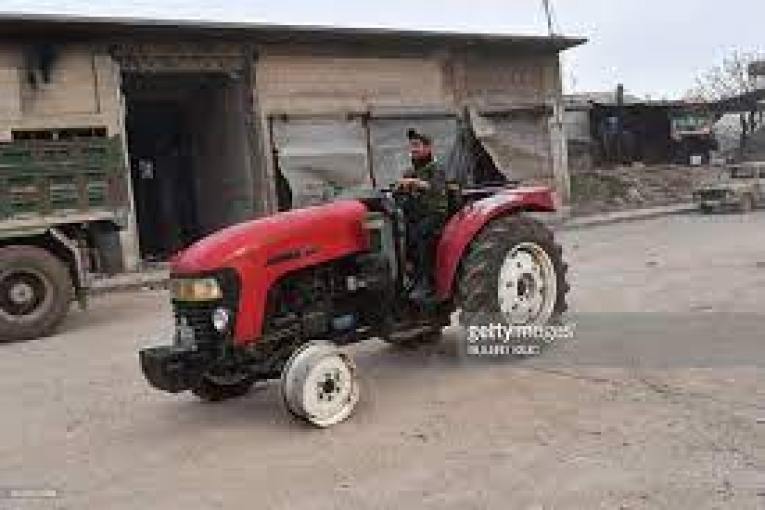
[0,137,128,341]
[693,162,765,213]
[139,172,570,427]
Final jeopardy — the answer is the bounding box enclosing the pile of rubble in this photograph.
[570,164,720,216]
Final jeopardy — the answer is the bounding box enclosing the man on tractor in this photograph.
[397,128,450,303]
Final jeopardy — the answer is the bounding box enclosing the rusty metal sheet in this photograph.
[271,117,371,208]
[470,109,553,182]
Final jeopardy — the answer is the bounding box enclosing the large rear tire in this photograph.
[0,246,73,342]
[457,214,569,335]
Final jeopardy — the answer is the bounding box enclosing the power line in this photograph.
[541,0,554,36]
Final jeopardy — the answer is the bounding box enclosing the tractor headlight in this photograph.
[170,277,223,302]
[211,307,231,333]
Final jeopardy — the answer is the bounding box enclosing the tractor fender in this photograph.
[435,186,556,300]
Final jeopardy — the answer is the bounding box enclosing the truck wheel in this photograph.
[457,215,569,333]
[281,340,359,428]
[191,373,254,402]
[0,246,73,342]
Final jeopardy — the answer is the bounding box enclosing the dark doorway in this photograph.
[124,72,254,260]
[127,100,197,259]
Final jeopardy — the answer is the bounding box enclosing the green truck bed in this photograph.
[0,136,129,237]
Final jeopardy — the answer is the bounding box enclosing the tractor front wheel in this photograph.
[281,341,359,428]
[457,215,569,334]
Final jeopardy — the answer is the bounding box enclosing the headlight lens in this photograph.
[170,278,223,302]
[211,307,231,332]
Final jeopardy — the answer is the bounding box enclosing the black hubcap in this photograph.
[0,271,47,317]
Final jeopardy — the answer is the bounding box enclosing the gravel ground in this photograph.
[1,210,763,510]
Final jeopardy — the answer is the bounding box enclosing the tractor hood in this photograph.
[172,200,370,275]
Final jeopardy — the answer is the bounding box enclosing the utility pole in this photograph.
[541,0,554,36]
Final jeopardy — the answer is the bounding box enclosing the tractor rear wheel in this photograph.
[0,246,73,342]
[457,214,569,335]
[281,341,359,428]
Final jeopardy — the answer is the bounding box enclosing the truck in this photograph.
[0,136,129,342]
[692,161,765,213]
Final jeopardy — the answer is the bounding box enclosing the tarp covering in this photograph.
[470,108,553,182]
[440,119,508,186]
[272,118,371,208]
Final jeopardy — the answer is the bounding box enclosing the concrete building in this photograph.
[750,60,765,89]
[0,14,584,270]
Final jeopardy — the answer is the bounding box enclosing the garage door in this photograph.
[271,118,371,208]
[470,109,553,181]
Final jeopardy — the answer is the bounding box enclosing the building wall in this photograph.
[0,39,569,268]
[256,52,452,115]
[0,43,124,138]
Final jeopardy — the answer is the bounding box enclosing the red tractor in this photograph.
[140,162,569,427]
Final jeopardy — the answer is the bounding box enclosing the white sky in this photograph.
[1,0,763,99]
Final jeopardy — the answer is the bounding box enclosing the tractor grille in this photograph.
[171,270,240,344]
[173,301,220,343]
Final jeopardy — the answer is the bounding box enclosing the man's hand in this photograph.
[397,177,430,191]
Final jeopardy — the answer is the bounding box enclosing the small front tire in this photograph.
[281,341,359,428]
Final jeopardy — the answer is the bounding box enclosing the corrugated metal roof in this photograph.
[0,12,586,52]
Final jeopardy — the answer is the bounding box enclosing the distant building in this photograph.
[564,94,717,168]
[750,60,765,89]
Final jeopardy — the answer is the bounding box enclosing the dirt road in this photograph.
[1,212,763,509]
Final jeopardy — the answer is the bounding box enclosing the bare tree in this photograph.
[687,50,763,102]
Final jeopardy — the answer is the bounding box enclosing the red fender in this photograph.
[434,187,557,300]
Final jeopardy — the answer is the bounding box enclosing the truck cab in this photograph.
[693,162,765,213]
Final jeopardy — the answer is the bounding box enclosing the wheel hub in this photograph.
[317,369,343,401]
[9,282,34,305]
[0,270,49,319]
[497,242,557,325]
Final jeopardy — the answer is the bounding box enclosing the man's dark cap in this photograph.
[407,128,432,145]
